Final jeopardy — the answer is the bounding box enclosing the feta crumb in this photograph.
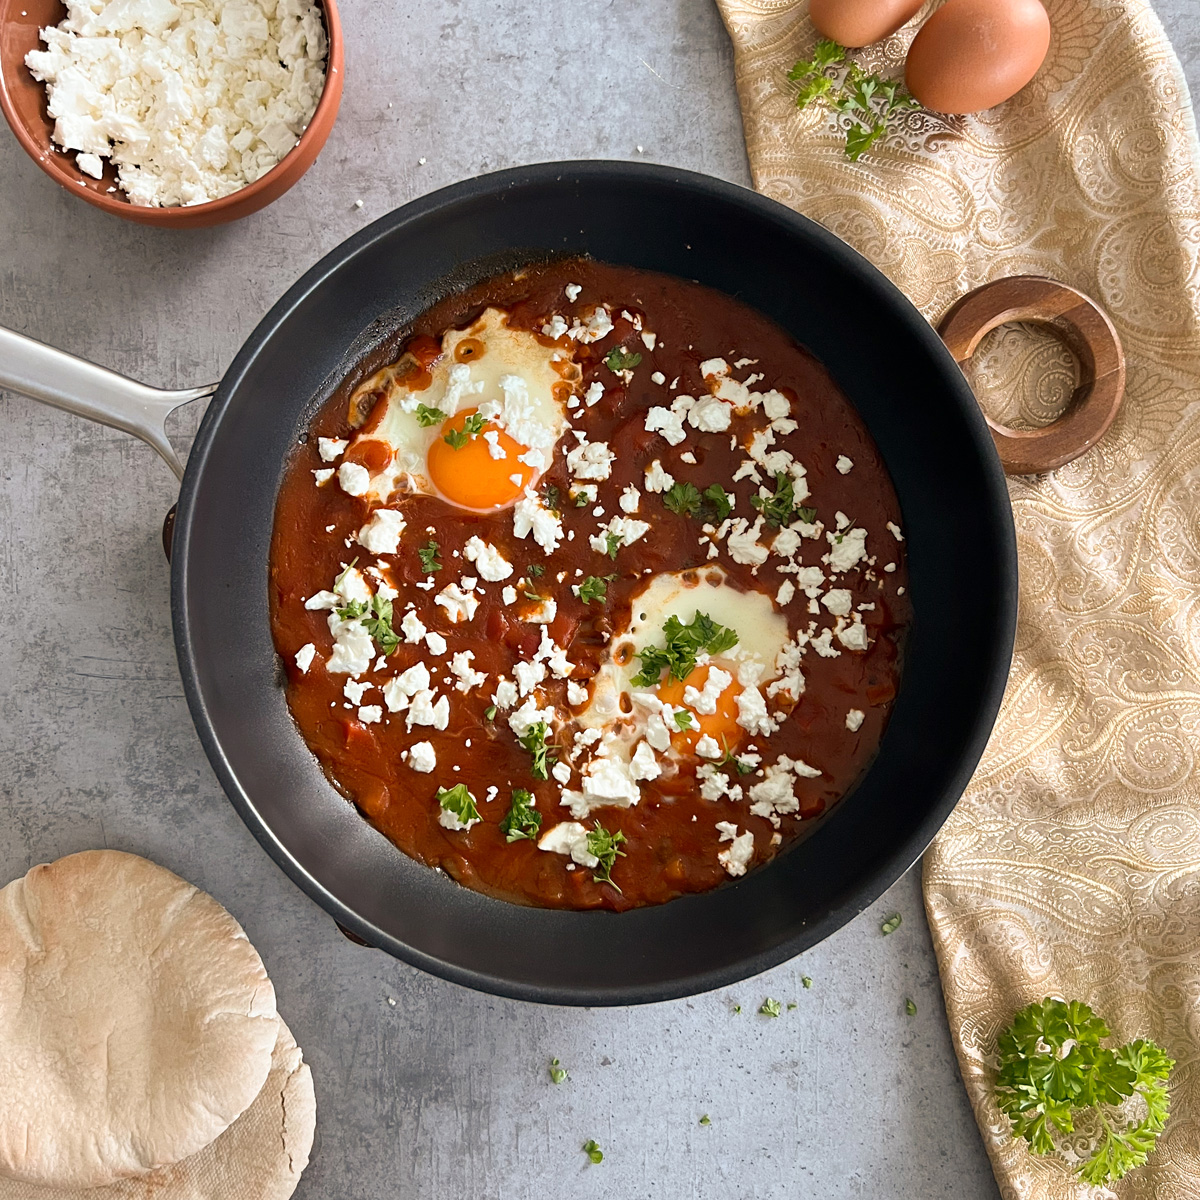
[513,488,563,554]
[312,468,334,485]
[463,536,514,581]
[696,735,722,760]
[684,667,732,715]
[584,381,605,407]
[565,283,582,301]
[727,516,769,567]
[523,598,558,624]
[406,689,450,731]
[887,521,904,541]
[400,610,426,643]
[435,583,480,624]
[822,589,853,617]
[718,829,755,877]
[776,580,795,607]
[409,741,437,772]
[687,394,733,433]
[645,406,687,446]
[318,437,348,462]
[294,643,316,673]
[567,438,615,481]
[644,460,675,493]
[538,822,599,867]
[551,760,572,785]
[338,462,370,496]
[358,509,406,555]
[650,371,666,385]
[618,486,641,514]
[846,709,865,732]
[836,614,871,652]
[826,527,868,572]
[502,585,518,605]
[450,651,487,692]
[836,455,854,474]
[492,679,518,710]
[424,631,448,655]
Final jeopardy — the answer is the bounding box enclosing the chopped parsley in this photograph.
[996,998,1175,1185]
[518,722,557,782]
[442,412,486,450]
[415,403,448,427]
[587,822,626,888]
[663,481,701,517]
[333,556,359,590]
[732,1004,742,1014]
[574,490,590,507]
[484,705,497,721]
[549,1058,568,1085]
[542,484,561,513]
[905,997,917,1016]
[751,472,817,529]
[436,784,479,827]
[701,483,734,522]
[603,531,622,559]
[583,1139,604,1165]
[673,709,695,732]
[604,346,642,373]
[526,562,546,578]
[759,997,782,1018]
[881,912,902,936]
[499,788,542,842]
[418,540,441,573]
[699,1114,711,1126]
[632,612,740,687]
[802,975,813,990]
[717,739,755,775]
[334,594,400,655]
[578,574,615,605]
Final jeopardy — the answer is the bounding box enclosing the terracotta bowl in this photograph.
[0,0,343,227]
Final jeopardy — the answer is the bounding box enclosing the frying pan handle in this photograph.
[937,276,1125,476]
[0,325,218,481]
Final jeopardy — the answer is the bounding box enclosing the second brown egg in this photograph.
[809,0,926,48]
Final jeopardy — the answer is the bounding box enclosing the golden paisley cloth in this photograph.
[712,0,1200,1195]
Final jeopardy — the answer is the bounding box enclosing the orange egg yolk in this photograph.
[426,408,536,510]
[656,664,744,756]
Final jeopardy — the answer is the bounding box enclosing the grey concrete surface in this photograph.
[0,2,1195,1197]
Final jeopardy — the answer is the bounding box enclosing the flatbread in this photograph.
[0,1018,316,1200]
[0,851,280,1189]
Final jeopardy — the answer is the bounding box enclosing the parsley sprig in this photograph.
[418,540,441,573]
[499,788,542,842]
[787,39,920,162]
[436,784,480,828]
[603,531,622,560]
[416,403,448,427]
[663,481,701,517]
[662,481,735,522]
[996,998,1175,1185]
[335,594,400,655]
[587,822,625,888]
[518,722,557,781]
[751,472,817,529]
[632,612,739,687]
[443,412,486,449]
[605,346,642,373]
[578,574,615,605]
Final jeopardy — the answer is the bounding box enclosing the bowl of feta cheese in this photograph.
[0,0,342,225]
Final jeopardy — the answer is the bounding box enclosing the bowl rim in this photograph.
[0,0,343,220]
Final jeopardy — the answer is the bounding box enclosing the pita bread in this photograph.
[0,1018,315,1200]
[0,851,279,1189]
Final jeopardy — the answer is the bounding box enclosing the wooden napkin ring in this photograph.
[938,276,1125,476]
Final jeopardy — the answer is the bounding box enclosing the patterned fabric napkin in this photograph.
[713,1,1200,1194]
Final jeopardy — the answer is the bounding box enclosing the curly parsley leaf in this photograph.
[518,722,557,782]
[436,784,480,828]
[335,593,400,655]
[632,612,740,687]
[415,403,448,427]
[699,1114,711,1126]
[701,483,734,522]
[500,788,542,842]
[881,912,902,935]
[604,346,642,373]
[549,1058,568,1085]
[786,36,845,83]
[583,1139,604,1164]
[759,997,782,1018]
[663,481,701,517]
[418,540,441,573]
[751,472,815,529]
[542,484,561,514]
[578,574,615,605]
[443,412,486,450]
[673,709,695,732]
[905,997,917,1016]
[802,975,813,990]
[604,531,622,560]
[996,998,1174,1185]
[587,821,626,888]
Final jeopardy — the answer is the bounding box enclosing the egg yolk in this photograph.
[657,664,744,755]
[426,408,536,510]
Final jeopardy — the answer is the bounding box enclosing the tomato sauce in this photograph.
[268,259,910,910]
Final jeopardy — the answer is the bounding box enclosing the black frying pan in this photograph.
[0,162,1020,1004]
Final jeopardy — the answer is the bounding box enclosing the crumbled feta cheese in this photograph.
[492,679,518,710]
[343,679,370,705]
[836,614,871,651]
[822,589,853,617]
[338,462,370,496]
[409,741,437,772]
[629,741,661,782]
[482,429,506,460]
[696,735,722,760]
[565,283,582,301]
[562,754,642,819]
[619,486,641,514]
[542,314,569,339]
[641,331,657,350]
[463,536,514,582]
[294,643,316,672]
[567,680,589,706]
[513,659,547,697]
[650,371,666,385]
[589,515,650,555]
[538,822,599,867]
[358,705,382,725]
[887,521,904,542]
[523,598,558,624]
[358,509,406,555]
[502,585,518,605]
[512,488,563,554]
[567,438,615,481]
[304,590,337,611]
[644,460,674,493]
[400,610,426,644]
[727,516,769,567]
[836,455,854,474]
[776,581,795,607]
[735,686,777,736]
[687,394,733,433]
[450,651,487,692]
[645,406,687,446]
[312,468,334,485]
[435,582,480,624]
[26,0,329,208]
[846,709,865,732]
[325,614,374,676]
[718,829,754,877]
[584,381,605,407]
[570,306,613,343]
[684,667,732,716]
[809,628,839,658]
[827,527,868,572]
[406,689,449,731]
[318,437,347,462]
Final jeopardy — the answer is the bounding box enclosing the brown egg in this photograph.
[809,0,926,48]
[905,0,1051,114]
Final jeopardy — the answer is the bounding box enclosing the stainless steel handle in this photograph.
[0,325,219,481]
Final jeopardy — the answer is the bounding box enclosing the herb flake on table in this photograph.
[787,38,921,163]
[905,997,917,1016]
[995,998,1174,1185]
[699,1114,711,1126]
[583,1139,604,1164]
[500,788,542,842]
[759,997,782,1018]
[802,975,813,989]
[549,1057,568,1085]
[881,912,902,935]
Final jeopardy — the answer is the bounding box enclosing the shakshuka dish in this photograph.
[269,259,910,911]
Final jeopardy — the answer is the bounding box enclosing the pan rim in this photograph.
[171,159,1017,1005]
